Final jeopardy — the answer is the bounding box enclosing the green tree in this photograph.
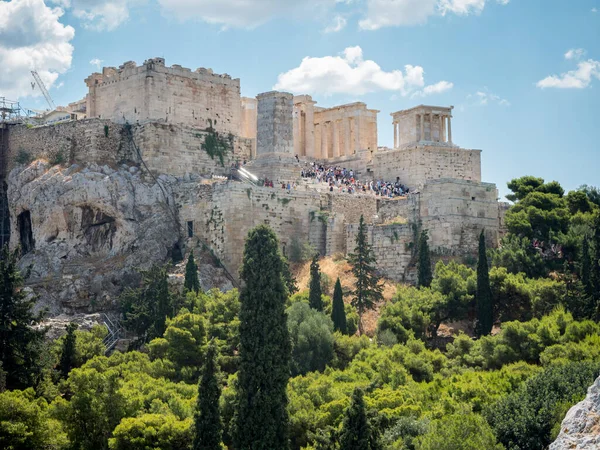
[109,414,193,450]
[580,235,592,296]
[282,256,298,295]
[331,278,347,334]
[287,302,334,376]
[309,255,323,311]
[193,341,221,450]
[184,251,201,293]
[415,413,503,450]
[417,230,433,288]
[492,235,546,279]
[348,216,384,335]
[0,388,68,449]
[476,231,493,337]
[591,213,600,311]
[233,225,291,450]
[339,388,378,450]
[121,264,172,343]
[59,323,78,379]
[0,246,46,389]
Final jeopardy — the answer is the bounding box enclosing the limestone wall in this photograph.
[419,179,499,254]
[132,122,252,177]
[6,120,132,172]
[86,58,241,136]
[370,145,481,189]
[346,223,414,282]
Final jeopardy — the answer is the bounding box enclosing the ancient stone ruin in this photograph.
[0,58,508,313]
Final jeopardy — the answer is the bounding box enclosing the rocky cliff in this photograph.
[551,375,600,449]
[7,160,182,314]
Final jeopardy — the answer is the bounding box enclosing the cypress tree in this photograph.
[0,246,45,389]
[193,340,222,450]
[417,230,433,288]
[59,322,78,379]
[476,230,494,337]
[331,278,347,334]
[282,256,298,295]
[339,388,371,450]
[233,225,291,450]
[348,215,383,335]
[184,251,201,293]
[309,254,323,311]
[581,236,592,296]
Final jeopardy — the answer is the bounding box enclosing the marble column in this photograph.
[420,114,424,141]
[447,116,452,144]
[344,118,351,156]
[393,121,398,148]
[354,116,361,152]
[438,115,443,142]
[304,103,315,158]
[332,120,340,158]
[441,115,446,142]
[322,122,329,158]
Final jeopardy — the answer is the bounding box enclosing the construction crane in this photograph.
[31,70,56,110]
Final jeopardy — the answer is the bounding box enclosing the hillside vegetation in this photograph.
[1,177,600,450]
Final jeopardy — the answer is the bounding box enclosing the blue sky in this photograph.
[1,0,599,198]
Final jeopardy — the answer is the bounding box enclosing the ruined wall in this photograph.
[6,120,132,171]
[132,122,252,177]
[346,223,414,282]
[0,125,9,248]
[370,146,481,189]
[86,59,241,136]
[419,179,499,254]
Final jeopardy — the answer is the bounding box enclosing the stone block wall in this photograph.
[6,120,132,172]
[86,59,242,136]
[370,145,482,189]
[346,223,414,282]
[257,91,294,156]
[132,122,252,177]
[419,179,499,254]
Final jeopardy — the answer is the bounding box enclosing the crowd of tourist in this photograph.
[300,162,410,198]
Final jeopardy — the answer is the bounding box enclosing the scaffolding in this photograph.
[0,97,37,124]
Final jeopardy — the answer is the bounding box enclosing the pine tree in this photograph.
[331,278,347,334]
[282,256,298,295]
[233,225,291,450]
[339,388,371,450]
[184,251,201,293]
[193,340,222,450]
[581,236,592,296]
[476,230,494,337]
[59,322,78,379]
[309,254,323,311]
[0,246,46,389]
[348,215,383,335]
[592,214,600,318]
[417,230,433,288]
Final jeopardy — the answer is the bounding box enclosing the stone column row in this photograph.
[314,116,361,160]
[414,113,452,144]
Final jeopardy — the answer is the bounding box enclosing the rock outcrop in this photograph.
[7,161,182,314]
[551,375,600,449]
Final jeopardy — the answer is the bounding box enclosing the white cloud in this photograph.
[412,80,454,97]
[324,15,347,33]
[537,59,600,89]
[359,0,509,30]
[50,0,145,31]
[156,0,336,29]
[90,58,104,69]
[467,89,510,106]
[0,0,74,100]
[565,48,586,60]
[273,46,452,97]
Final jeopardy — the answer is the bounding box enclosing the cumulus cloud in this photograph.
[359,0,509,30]
[537,51,600,89]
[324,15,347,33]
[273,46,452,97]
[50,0,145,31]
[565,48,586,60]
[90,58,104,69]
[0,0,74,100]
[467,89,510,106]
[412,81,454,97]
[156,0,336,29]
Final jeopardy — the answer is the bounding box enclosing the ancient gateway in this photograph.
[0,58,507,313]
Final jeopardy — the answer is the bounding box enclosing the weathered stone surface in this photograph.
[7,160,180,314]
[551,376,600,449]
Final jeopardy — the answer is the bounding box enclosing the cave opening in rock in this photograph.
[17,210,34,254]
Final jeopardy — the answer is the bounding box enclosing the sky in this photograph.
[0,0,599,199]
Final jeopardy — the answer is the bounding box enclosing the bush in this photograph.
[415,413,503,450]
[15,150,32,165]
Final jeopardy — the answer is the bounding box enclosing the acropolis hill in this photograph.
[0,58,507,313]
